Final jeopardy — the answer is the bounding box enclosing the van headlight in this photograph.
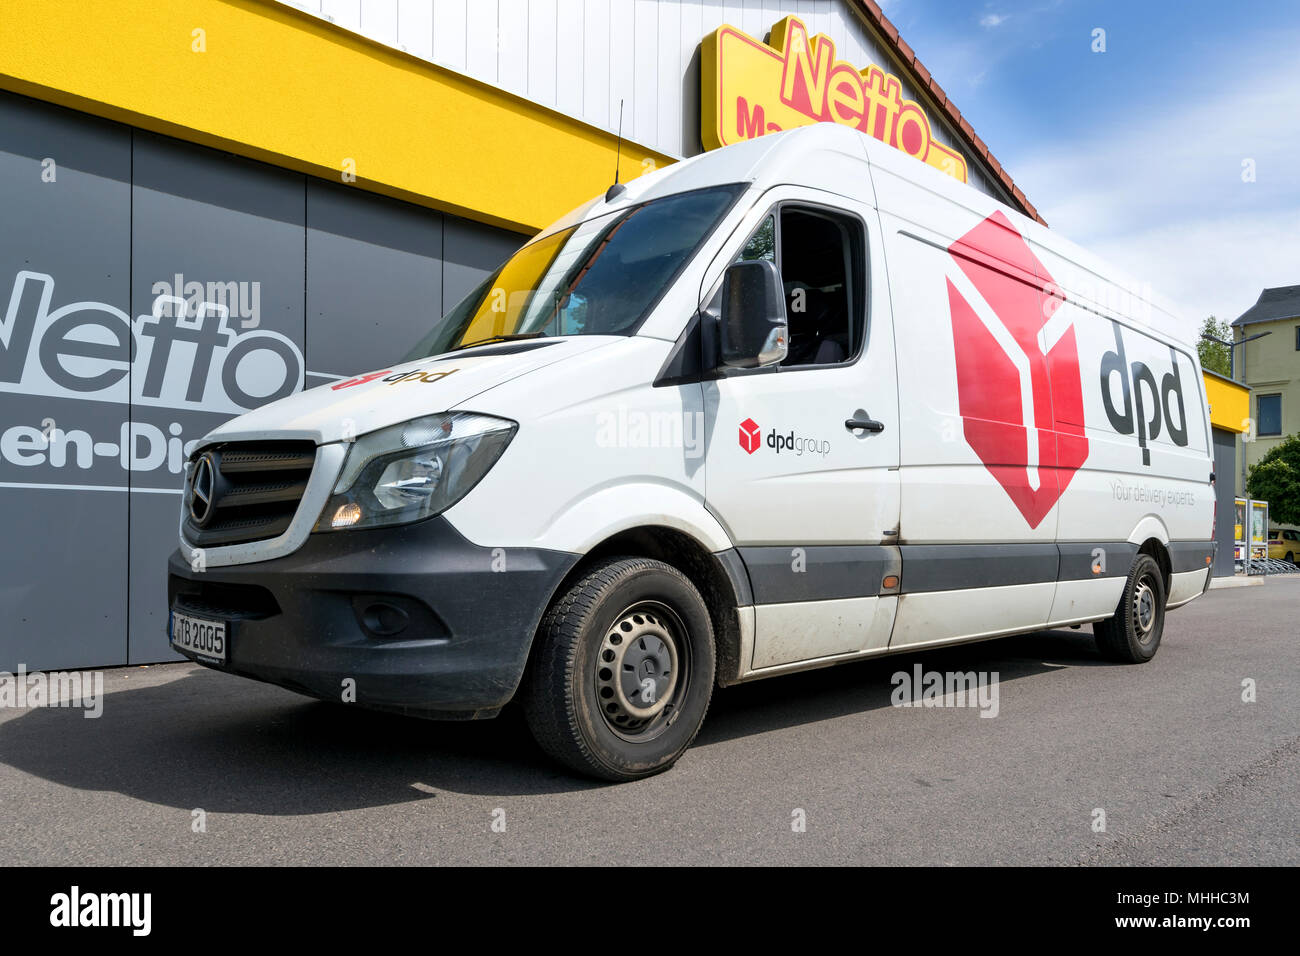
[315,412,516,532]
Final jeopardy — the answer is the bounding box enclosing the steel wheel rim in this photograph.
[594,601,689,741]
[1132,571,1159,644]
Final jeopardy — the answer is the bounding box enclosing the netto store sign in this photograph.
[701,15,968,183]
[0,270,303,489]
[0,272,302,414]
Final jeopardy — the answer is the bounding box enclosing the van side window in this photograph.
[781,208,863,366]
[735,206,865,367]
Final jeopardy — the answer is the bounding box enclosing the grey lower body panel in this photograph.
[733,540,1213,601]
[738,545,896,603]
[898,543,1059,592]
[1168,540,1217,574]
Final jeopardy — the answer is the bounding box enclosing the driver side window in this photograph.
[735,205,865,367]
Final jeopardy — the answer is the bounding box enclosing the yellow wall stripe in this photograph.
[1203,371,1250,434]
[0,0,672,234]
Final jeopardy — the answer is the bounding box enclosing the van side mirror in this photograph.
[719,260,788,369]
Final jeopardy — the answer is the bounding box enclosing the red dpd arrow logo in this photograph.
[945,211,1089,529]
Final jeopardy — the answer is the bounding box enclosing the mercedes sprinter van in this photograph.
[168,123,1215,781]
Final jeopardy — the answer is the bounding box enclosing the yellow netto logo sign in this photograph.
[701,15,968,183]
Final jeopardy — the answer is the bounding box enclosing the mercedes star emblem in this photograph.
[190,453,217,527]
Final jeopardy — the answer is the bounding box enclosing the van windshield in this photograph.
[404,184,742,359]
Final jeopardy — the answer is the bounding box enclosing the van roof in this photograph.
[566,124,1192,346]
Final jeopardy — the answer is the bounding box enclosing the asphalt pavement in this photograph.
[2,577,1296,865]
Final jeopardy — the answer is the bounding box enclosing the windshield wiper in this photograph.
[450,332,547,351]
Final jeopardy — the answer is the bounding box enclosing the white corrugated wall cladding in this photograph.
[285,0,1001,198]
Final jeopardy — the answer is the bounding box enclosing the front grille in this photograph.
[183,441,316,548]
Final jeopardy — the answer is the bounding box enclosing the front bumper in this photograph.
[168,517,579,718]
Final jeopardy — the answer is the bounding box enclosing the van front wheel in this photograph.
[523,557,716,781]
[1094,553,1166,663]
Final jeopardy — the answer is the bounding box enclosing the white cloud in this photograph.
[980,13,1009,28]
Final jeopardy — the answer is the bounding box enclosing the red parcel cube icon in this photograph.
[945,211,1089,529]
[739,418,761,454]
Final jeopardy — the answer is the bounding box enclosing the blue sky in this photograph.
[878,0,1300,334]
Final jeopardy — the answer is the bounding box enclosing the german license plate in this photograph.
[170,610,228,663]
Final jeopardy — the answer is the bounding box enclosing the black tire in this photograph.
[522,557,716,782]
[1286,552,1294,564]
[1094,553,1166,663]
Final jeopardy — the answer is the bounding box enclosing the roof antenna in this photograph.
[605,99,626,202]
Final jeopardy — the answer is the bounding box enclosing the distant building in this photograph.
[1232,285,1300,492]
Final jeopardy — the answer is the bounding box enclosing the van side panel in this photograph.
[875,192,1061,645]
[878,214,1064,548]
[870,152,1213,650]
[1028,240,1214,620]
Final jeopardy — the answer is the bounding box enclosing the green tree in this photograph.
[1197,315,1232,377]
[1246,434,1300,526]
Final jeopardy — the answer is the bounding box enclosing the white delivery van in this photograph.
[168,123,1215,781]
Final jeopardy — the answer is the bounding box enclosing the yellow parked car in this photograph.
[1268,529,1300,563]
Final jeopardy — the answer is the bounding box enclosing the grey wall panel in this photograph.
[127,134,308,664]
[306,180,444,377]
[0,91,529,670]
[0,93,132,671]
[441,217,524,315]
[1213,427,1235,576]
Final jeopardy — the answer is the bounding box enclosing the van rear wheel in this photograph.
[1094,553,1165,663]
[522,557,715,782]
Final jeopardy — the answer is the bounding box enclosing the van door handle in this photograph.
[845,417,885,434]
